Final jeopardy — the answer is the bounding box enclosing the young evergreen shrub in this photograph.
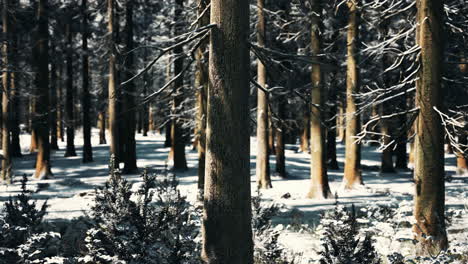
[81,157,201,264]
[0,175,62,263]
[252,190,292,264]
[319,200,380,264]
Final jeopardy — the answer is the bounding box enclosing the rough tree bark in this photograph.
[413,0,447,255]
[33,0,52,179]
[82,0,93,162]
[64,14,77,157]
[308,0,332,199]
[343,0,363,189]
[256,0,271,189]
[201,0,253,262]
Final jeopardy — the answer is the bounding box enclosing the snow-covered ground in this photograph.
[1,129,467,263]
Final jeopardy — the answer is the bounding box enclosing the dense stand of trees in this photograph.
[0,0,467,260]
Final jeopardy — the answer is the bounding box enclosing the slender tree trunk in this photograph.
[10,0,21,158]
[268,109,275,155]
[164,121,171,147]
[256,0,271,189]
[50,52,59,150]
[275,97,286,178]
[82,0,93,162]
[299,110,310,152]
[64,16,76,157]
[148,103,155,132]
[98,112,106,144]
[202,0,253,262]
[57,64,64,143]
[343,0,362,189]
[195,0,210,198]
[395,93,408,169]
[108,0,119,166]
[380,103,395,173]
[122,0,137,173]
[413,0,447,255]
[169,0,187,171]
[337,104,345,142]
[327,57,339,170]
[308,0,331,199]
[2,0,12,183]
[34,0,52,179]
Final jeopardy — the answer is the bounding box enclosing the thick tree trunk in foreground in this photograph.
[201,0,253,262]
[122,0,137,173]
[256,0,271,189]
[108,0,119,166]
[169,0,187,171]
[64,17,77,157]
[413,0,447,255]
[82,0,93,162]
[343,0,363,189]
[2,0,12,183]
[34,0,52,179]
[195,0,210,198]
[308,0,331,199]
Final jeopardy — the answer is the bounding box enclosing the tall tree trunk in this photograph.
[256,0,271,189]
[64,16,76,157]
[82,0,93,162]
[201,0,253,262]
[2,0,12,183]
[395,93,408,169]
[337,103,345,142]
[343,0,362,189]
[380,102,395,173]
[275,97,286,178]
[299,110,310,152]
[10,0,21,158]
[327,91,339,170]
[195,0,209,198]
[34,0,52,179]
[122,0,137,173]
[413,0,447,255]
[308,0,331,199]
[108,0,119,166]
[50,51,59,150]
[57,64,64,143]
[169,0,187,171]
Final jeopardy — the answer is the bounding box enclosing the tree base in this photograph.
[307,186,333,199]
[257,180,272,189]
[33,163,53,180]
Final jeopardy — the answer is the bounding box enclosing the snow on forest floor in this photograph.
[1,129,467,263]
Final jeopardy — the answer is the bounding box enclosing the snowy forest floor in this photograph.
[1,129,467,263]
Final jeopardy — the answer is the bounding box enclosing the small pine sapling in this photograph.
[319,198,380,264]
